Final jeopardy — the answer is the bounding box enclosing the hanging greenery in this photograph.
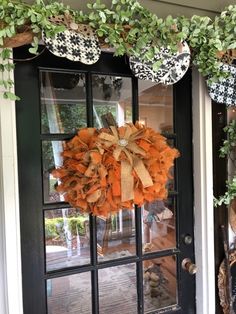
[0,0,236,100]
[214,120,236,207]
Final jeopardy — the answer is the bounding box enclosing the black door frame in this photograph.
[14,46,195,314]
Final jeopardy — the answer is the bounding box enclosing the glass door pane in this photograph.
[92,75,132,127]
[98,264,137,314]
[45,209,90,271]
[142,197,176,253]
[138,81,173,133]
[143,255,177,312]
[42,140,65,203]
[97,209,136,262]
[47,272,92,314]
[40,71,87,134]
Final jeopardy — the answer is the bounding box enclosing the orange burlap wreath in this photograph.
[52,123,179,216]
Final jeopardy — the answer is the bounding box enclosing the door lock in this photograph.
[182,258,197,275]
[183,234,192,245]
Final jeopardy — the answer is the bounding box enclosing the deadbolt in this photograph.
[182,258,197,275]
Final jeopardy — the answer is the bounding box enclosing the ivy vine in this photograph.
[215,120,236,207]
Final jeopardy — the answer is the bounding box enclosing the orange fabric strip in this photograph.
[121,160,134,201]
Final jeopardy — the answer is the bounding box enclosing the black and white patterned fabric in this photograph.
[207,63,236,106]
[129,42,190,85]
[42,27,101,65]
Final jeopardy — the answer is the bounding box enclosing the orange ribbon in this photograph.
[99,124,153,201]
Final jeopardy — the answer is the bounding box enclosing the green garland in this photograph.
[215,120,236,207]
[0,0,236,100]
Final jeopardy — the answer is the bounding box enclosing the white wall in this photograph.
[192,69,215,314]
[0,55,23,314]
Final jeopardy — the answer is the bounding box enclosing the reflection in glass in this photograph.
[99,264,137,314]
[40,71,87,134]
[97,209,136,262]
[143,255,177,312]
[42,141,65,203]
[47,272,92,314]
[45,209,90,271]
[92,75,132,127]
[142,198,176,253]
[138,81,173,133]
[167,166,175,192]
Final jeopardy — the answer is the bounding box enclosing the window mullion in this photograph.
[86,72,94,127]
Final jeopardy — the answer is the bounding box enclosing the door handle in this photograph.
[182,258,197,275]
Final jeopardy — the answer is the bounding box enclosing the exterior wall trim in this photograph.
[0,54,23,314]
[192,68,215,314]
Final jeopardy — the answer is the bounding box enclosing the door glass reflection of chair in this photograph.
[96,210,136,261]
[143,200,175,253]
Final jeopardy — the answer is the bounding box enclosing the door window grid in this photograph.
[40,70,179,314]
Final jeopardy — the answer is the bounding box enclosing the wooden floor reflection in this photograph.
[47,222,177,314]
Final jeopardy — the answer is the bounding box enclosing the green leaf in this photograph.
[2,49,11,60]
[3,91,20,101]
[29,47,38,54]
[97,30,104,37]
[30,14,37,23]
[99,11,106,23]
[89,12,95,20]
[153,60,162,71]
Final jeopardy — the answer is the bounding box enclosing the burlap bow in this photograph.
[99,124,153,202]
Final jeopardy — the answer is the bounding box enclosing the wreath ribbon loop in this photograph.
[99,124,153,201]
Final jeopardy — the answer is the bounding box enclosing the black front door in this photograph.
[15,47,195,314]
